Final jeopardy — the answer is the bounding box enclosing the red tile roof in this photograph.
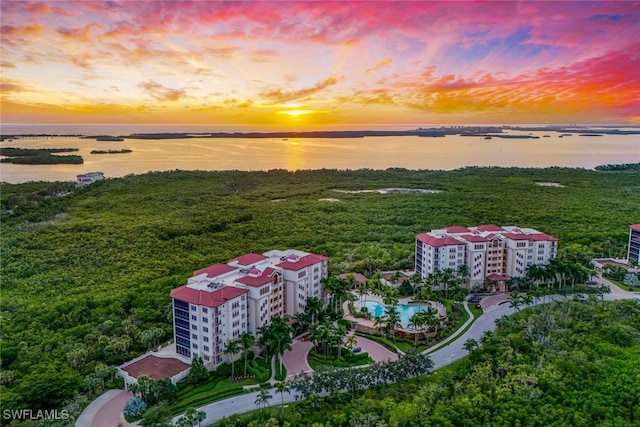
[503,232,558,242]
[193,263,237,278]
[476,224,504,232]
[502,233,530,240]
[446,225,471,233]
[236,274,273,287]
[416,233,464,247]
[171,285,247,307]
[486,273,507,281]
[338,272,367,284]
[230,253,268,266]
[121,354,190,380]
[277,253,328,271]
[630,224,640,232]
[530,233,558,241]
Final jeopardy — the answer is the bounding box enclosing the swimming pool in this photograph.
[361,301,429,326]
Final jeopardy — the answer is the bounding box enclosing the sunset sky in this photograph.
[1,1,639,128]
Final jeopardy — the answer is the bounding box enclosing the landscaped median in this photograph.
[307,348,373,371]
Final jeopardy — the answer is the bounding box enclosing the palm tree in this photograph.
[254,386,272,411]
[309,319,332,357]
[509,290,522,311]
[463,338,478,353]
[526,264,546,289]
[305,296,324,325]
[456,264,470,287]
[268,317,293,373]
[335,324,348,359]
[409,312,426,343]
[383,307,401,343]
[239,332,255,377]
[275,381,290,416]
[257,325,271,359]
[441,268,455,299]
[223,339,242,378]
[346,333,358,350]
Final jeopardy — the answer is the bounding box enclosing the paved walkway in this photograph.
[76,389,133,427]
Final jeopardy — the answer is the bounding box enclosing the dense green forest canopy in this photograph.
[1,167,638,411]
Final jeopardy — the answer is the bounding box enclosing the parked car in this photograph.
[468,295,482,303]
[585,280,598,286]
[351,346,362,353]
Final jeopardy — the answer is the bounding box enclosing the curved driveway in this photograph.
[282,340,314,380]
[353,335,398,362]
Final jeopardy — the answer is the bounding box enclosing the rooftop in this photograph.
[178,249,327,295]
[170,285,248,307]
[120,354,190,380]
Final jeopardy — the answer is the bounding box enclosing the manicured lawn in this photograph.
[606,277,640,292]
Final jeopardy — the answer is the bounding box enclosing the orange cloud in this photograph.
[138,80,187,102]
[260,77,338,104]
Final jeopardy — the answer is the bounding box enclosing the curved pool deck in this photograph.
[346,293,446,330]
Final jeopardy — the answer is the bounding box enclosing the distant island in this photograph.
[117,125,640,140]
[1,125,639,142]
[79,135,125,141]
[0,147,83,165]
[90,149,132,154]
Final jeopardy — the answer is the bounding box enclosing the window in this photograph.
[191,315,197,320]
[298,271,306,278]
[204,355,210,361]
[203,317,209,323]
[203,327,209,333]
[192,343,198,349]
[203,336,209,342]
[192,333,198,339]
[191,306,197,312]
[204,346,210,352]
[202,307,208,313]
[191,325,197,330]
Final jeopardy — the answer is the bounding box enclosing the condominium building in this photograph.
[628,224,640,264]
[170,249,328,368]
[415,225,558,289]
